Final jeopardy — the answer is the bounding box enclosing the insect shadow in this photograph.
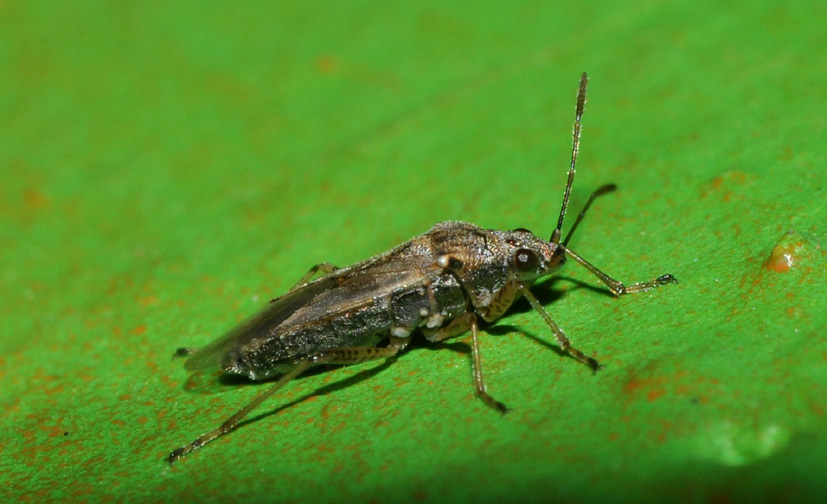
[226,358,399,433]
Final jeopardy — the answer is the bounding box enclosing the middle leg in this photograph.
[424,313,507,413]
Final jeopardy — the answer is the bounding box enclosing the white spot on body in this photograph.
[391,326,411,338]
[477,289,492,307]
[426,313,444,329]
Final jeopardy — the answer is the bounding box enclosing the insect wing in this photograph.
[184,256,443,372]
[184,274,340,371]
[278,261,444,331]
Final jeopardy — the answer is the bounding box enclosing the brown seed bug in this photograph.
[167,73,677,463]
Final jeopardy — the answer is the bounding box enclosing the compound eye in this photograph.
[513,248,539,272]
[512,227,532,234]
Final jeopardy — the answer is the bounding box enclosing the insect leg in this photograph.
[307,342,407,367]
[168,339,406,464]
[562,247,677,296]
[290,262,338,290]
[519,284,600,372]
[421,312,474,342]
[272,263,340,301]
[468,314,508,413]
[424,313,507,413]
[168,361,311,464]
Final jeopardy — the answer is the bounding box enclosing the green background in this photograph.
[2,1,825,502]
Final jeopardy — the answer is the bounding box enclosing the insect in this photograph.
[168,73,676,463]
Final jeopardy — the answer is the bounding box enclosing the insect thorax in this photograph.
[424,221,558,308]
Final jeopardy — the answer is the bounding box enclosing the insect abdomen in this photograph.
[226,273,468,380]
[226,301,393,379]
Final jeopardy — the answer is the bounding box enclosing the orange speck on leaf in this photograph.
[42,424,66,438]
[316,55,340,75]
[140,296,158,306]
[24,188,50,210]
[764,243,801,272]
[647,389,666,401]
[43,383,65,396]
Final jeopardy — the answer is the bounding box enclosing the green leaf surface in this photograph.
[2,1,825,502]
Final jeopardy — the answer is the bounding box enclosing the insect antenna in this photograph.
[551,72,588,245]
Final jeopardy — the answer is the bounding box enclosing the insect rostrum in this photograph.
[168,73,677,464]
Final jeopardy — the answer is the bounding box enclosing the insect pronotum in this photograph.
[168,73,677,463]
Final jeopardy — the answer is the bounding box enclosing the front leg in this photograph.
[562,248,677,296]
[482,280,600,372]
[518,284,600,371]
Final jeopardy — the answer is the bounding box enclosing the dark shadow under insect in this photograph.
[229,357,398,434]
